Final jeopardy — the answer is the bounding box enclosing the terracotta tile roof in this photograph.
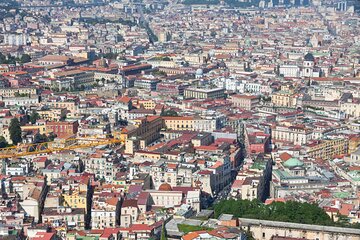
[279,152,292,161]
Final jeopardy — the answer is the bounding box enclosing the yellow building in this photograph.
[121,116,164,154]
[163,116,194,131]
[349,136,360,153]
[0,87,37,97]
[21,124,46,135]
[62,189,88,212]
[134,151,161,160]
[271,91,297,107]
[47,101,78,118]
[305,138,348,160]
[138,100,156,110]
[38,108,67,121]
[1,127,12,144]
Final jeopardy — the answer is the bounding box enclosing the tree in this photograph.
[29,111,40,124]
[0,136,8,148]
[213,199,335,226]
[161,110,178,117]
[152,70,167,77]
[48,132,57,141]
[20,54,31,63]
[160,222,167,240]
[33,133,48,144]
[9,118,22,145]
[0,53,6,64]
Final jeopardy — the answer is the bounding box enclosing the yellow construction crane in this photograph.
[0,135,124,159]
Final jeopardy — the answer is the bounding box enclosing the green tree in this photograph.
[29,110,40,124]
[20,54,31,63]
[152,70,167,77]
[161,110,178,117]
[0,53,6,64]
[213,199,335,226]
[9,118,22,145]
[48,132,57,141]
[33,133,48,144]
[160,222,167,240]
[0,136,8,148]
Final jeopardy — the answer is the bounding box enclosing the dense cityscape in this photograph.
[0,0,359,239]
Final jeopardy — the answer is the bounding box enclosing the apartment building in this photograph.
[51,70,95,90]
[47,101,78,118]
[62,189,88,213]
[272,124,313,145]
[229,94,260,110]
[46,121,79,136]
[120,199,140,227]
[121,116,164,154]
[163,116,217,132]
[304,138,349,160]
[91,194,119,229]
[340,98,360,118]
[38,108,67,121]
[231,177,261,201]
[0,87,37,97]
[42,207,85,230]
[271,91,297,107]
[133,79,160,91]
[184,88,225,99]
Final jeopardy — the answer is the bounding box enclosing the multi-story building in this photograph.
[3,33,30,46]
[0,87,37,97]
[271,90,298,108]
[47,101,79,118]
[272,124,313,145]
[46,121,79,136]
[0,96,40,106]
[91,191,120,229]
[78,122,111,138]
[121,116,164,154]
[42,207,85,230]
[38,108,67,121]
[38,55,74,66]
[231,177,261,201]
[84,154,119,182]
[120,199,140,227]
[304,138,349,160]
[133,79,160,91]
[229,94,260,110]
[51,70,95,90]
[150,161,178,189]
[156,82,186,96]
[279,65,301,77]
[340,98,360,118]
[62,188,88,213]
[163,116,218,132]
[184,88,225,99]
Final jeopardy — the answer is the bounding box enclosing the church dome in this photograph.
[284,157,304,168]
[196,68,203,76]
[304,53,315,62]
[158,183,173,191]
